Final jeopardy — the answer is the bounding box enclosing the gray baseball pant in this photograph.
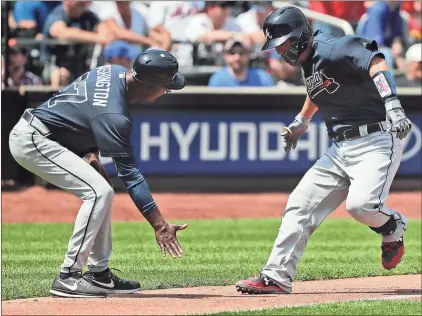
[261,130,407,293]
[9,116,114,274]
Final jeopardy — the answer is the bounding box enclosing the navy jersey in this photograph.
[32,65,131,157]
[301,30,386,131]
[32,64,158,214]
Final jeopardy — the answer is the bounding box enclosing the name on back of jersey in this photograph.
[93,65,112,107]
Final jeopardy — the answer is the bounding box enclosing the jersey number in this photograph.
[48,72,89,107]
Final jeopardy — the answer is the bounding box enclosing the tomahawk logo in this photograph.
[305,65,340,98]
[265,28,272,39]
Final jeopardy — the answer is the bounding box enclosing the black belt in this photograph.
[21,110,52,137]
[329,122,386,142]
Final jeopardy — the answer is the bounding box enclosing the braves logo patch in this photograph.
[305,66,340,98]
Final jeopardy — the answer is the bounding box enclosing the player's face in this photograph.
[274,39,292,58]
[143,87,167,103]
[275,38,311,64]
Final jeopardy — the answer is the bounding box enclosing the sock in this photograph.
[93,268,109,277]
[59,272,72,279]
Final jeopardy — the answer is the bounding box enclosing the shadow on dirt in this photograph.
[108,288,421,299]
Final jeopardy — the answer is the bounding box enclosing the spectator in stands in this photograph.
[2,46,43,88]
[309,1,365,36]
[13,1,61,38]
[402,1,422,43]
[208,37,274,87]
[138,1,205,67]
[145,1,205,42]
[103,40,137,68]
[236,1,274,44]
[395,43,422,87]
[89,1,169,53]
[42,0,112,88]
[357,1,405,70]
[185,1,248,44]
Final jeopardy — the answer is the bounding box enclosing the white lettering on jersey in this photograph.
[93,65,112,107]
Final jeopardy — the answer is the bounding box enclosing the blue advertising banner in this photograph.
[101,111,421,176]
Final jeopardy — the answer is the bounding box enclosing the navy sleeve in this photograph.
[329,35,385,74]
[113,156,157,214]
[90,113,133,157]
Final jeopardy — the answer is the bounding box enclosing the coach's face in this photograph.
[143,87,167,103]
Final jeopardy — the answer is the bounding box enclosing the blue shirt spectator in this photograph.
[209,67,274,87]
[14,1,61,34]
[208,37,274,87]
[357,1,403,48]
[41,1,111,87]
[103,40,139,68]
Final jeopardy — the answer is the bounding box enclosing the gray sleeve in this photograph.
[90,113,133,157]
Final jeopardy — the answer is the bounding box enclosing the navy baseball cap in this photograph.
[103,41,139,61]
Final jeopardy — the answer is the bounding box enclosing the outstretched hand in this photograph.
[155,223,188,258]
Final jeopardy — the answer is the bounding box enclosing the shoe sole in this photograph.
[50,289,107,298]
[235,284,290,295]
[383,248,405,270]
[106,288,141,294]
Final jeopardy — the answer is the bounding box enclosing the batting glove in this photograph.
[281,114,310,152]
[386,99,412,140]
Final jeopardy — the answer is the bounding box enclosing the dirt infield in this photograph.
[2,187,421,315]
[2,275,421,315]
[2,187,421,224]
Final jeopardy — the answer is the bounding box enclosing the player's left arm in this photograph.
[90,113,187,258]
[369,56,412,140]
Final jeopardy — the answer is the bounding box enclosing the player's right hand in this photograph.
[386,108,412,140]
[155,223,188,259]
[281,116,310,152]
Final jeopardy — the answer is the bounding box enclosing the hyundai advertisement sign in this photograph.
[101,112,421,177]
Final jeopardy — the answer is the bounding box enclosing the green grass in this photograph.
[209,300,422,315]
[2,218,421,301]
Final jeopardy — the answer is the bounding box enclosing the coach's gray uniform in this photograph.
[9,65,157,274]
[261,31,408,292]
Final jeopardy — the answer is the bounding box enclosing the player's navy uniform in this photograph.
[260,31,408,292]
[301,30,386,131]
[9,64,156,274]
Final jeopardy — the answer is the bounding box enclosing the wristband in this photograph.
[295,113,311,125]
[372,70,397,100]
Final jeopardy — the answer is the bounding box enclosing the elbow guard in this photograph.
[372,70,398,101]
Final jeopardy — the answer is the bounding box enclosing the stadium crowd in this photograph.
[2,0,421,89]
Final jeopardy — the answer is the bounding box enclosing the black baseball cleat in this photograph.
[235,274,290,295]
[83,268,141,294]
[50,272,108,298]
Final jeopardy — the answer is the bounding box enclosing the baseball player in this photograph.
[236,6,412,295]
[9,49,187,298]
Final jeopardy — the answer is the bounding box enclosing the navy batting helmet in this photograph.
[262,6,312,65]
[131,49,185,90]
